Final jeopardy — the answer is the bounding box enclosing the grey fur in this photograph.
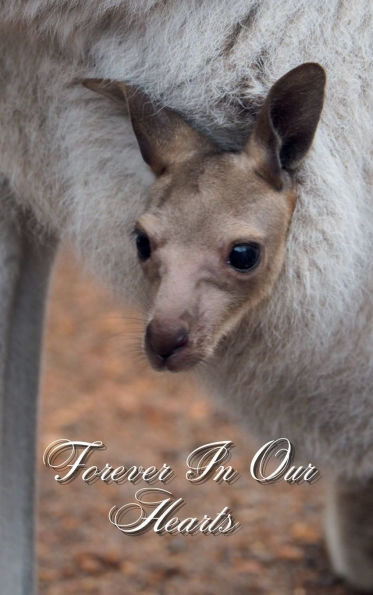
[0,2,372,592]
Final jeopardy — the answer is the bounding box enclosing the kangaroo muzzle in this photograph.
[145,318,190,371]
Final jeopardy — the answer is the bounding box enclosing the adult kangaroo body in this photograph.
[0,2,372,592]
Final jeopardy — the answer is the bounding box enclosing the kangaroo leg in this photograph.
[325,477,373,591]
[0,205,57,595]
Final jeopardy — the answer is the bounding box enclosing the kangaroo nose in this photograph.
[145,320,189,361]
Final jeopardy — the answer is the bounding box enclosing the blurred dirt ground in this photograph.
[37,250,352,595]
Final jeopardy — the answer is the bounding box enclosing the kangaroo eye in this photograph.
[135,230,151,261]
[228,243,261,272]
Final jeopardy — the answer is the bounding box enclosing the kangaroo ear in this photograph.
[122,86,217,175]
[247,63,326,190]
[83,79,215,176]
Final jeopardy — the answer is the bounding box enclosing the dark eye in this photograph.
[135,230,151,261]
[228,243,261,272]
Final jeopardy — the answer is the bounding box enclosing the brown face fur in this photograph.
[136,151,296,371]
[84,62,325,371]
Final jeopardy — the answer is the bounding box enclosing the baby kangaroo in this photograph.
[85,64,373,591]
[87,62,324,371]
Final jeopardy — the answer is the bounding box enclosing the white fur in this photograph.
[1,1,373,592]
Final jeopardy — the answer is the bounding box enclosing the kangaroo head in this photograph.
[84,63,325,372]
